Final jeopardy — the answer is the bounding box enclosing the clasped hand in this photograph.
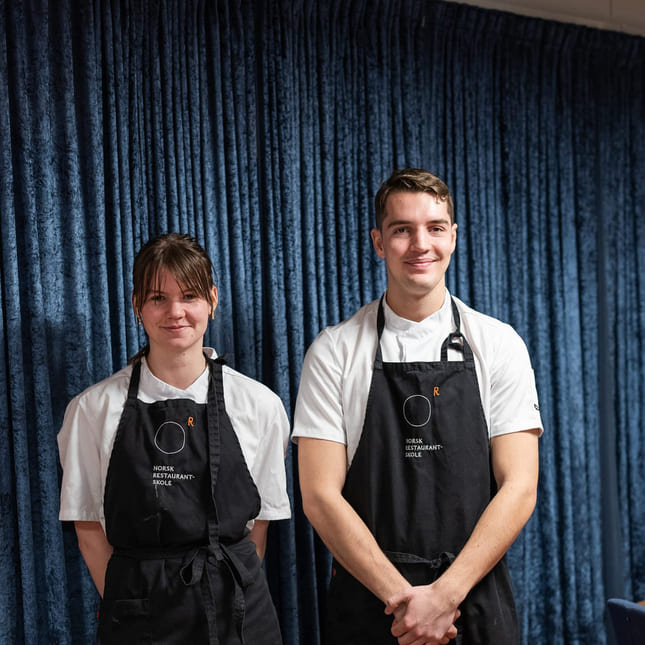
[384,584,460,645]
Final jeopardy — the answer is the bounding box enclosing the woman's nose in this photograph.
[166,299,184,316]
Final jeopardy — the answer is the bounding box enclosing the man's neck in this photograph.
[384,286,447,322]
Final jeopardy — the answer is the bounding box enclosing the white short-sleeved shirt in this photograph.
[292,292,543,466]
[58,348,291,525]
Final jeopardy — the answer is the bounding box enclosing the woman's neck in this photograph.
[145,347,208,390]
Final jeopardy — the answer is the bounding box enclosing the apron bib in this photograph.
[99,357,282,645]
[325,298,518,645]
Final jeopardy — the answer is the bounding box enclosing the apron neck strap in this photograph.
[440,298,475,365]
[206,356,223,546]
[376,295,475,365]
[375,297,386,369]
[126,360,142,402]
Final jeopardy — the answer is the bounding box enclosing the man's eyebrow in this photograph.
[385,218,450,229]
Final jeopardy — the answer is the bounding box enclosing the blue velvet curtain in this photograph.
[1,1,644,643]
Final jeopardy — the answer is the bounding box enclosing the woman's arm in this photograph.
[249,519,269,561]
[74,521,113,597]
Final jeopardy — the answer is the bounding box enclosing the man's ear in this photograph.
[450,222,458,252]
[371,228,385,259]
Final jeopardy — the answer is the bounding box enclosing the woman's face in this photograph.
[136,268,217,358]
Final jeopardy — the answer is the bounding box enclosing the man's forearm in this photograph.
[298,437,409,603]
[304,483,410,602]
[388,430,539,614]
[429,471,537,606]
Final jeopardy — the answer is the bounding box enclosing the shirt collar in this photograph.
[382,290,452,336]
[140,349,215,398]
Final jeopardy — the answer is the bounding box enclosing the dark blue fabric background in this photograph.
[1,1,643,643]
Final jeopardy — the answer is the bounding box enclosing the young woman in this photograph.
[58,233,290,644]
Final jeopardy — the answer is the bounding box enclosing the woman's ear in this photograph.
[210,286,218,320]
[132,292,143,325]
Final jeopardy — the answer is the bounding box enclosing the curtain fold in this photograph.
[604,37,645,603]
[1,1,644,643]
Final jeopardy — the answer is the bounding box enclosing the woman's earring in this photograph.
[210,308,215,320]
[136,314,142,326]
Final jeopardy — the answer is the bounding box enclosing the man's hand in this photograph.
[385,584,460,645]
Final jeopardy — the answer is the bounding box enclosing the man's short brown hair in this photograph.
[374,168,454,229]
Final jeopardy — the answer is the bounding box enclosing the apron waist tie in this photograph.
[384,550,455,569]
[180,540,254,645]
[111,540,253,645]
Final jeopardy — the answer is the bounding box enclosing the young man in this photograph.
[292,168,542,645]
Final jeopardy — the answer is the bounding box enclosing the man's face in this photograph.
[371,191,457,313]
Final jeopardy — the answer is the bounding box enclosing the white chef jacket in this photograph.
[292,291,543,466]
[58,348,291,524]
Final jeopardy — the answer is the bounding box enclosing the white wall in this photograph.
[443,0,645,37]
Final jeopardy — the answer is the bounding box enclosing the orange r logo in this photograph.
[187,416,194,427]
[433,387,440,396]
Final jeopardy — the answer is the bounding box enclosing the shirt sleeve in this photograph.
[223,369,292,522]
[251,398,292,521]
[292,329,347,445]
[488,328,543,438]
[57,393,105,521]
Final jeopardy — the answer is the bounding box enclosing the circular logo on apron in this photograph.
[154,421,186,454]
[402,394,432,427]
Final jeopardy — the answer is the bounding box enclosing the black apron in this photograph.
[325,298,518,645]
[99,357,282,645]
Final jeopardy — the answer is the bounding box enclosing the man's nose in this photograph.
[410,228,430,250]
